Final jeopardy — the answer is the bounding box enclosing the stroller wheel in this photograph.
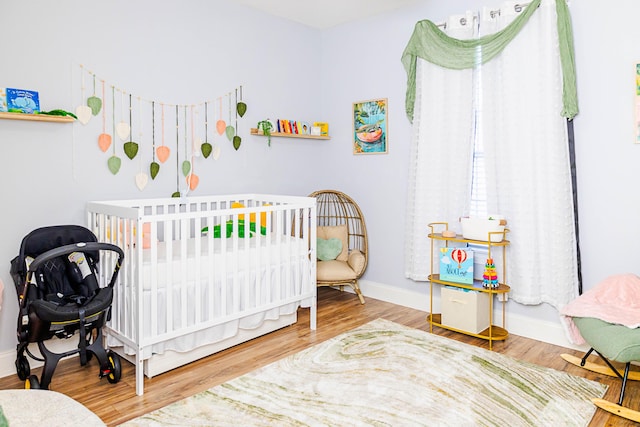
[15,356,30,381]
[105,350,121,384]
[25,375,40,389]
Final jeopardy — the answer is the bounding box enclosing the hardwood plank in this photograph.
[0,287,634,426]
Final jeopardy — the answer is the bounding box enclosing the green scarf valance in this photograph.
[401,0,577,122]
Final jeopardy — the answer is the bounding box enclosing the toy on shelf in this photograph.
[482,258,499,288]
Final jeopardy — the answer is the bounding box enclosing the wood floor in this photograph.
[0,287,636,426]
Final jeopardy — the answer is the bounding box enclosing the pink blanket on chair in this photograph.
[560,273,640,345]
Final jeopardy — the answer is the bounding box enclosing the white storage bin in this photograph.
[460,217,506,242]
[441,286,490,334]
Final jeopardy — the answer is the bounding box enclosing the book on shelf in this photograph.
[439,247,474,285]
[313,122,328,136]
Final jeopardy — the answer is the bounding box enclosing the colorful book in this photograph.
[439,247,474,285]
[0,88,7,112]
[6,88,39,114]
[313,122,329,136]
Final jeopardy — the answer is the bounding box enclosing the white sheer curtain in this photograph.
[404,0,579,309]
[404,12,476,281]
[480,1,579,308]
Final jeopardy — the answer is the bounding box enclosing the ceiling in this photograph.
[230,0,420,29]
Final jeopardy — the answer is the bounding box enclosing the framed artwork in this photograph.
[353,98,388,154]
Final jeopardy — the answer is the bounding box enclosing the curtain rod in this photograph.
[436,2,531,29]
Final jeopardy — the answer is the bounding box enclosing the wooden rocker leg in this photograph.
[561,353,640,381]
[562,353,640,423]
[592,398,640,423]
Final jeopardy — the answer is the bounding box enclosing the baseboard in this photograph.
[358,279,589,352]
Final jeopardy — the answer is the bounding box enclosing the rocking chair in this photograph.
[309,190,368,304]
[560,274,640,423]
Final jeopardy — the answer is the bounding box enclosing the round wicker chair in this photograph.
[309,190,368,304]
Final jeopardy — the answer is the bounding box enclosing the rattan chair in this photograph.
[309,190,368,304]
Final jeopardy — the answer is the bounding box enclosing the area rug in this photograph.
[121,318,607,426]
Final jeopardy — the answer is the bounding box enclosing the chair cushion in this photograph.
[573,317,640,363]
[317,238,343,261]
[317,260,357,281]
[348,249,366,276]
[317,225,348,261]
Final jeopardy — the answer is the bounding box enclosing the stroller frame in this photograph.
[11,225,124,390]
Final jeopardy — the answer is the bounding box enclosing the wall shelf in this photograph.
[0,112,75,123]
[250,128,330,140]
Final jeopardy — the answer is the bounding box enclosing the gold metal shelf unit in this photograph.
[427,222,510,350]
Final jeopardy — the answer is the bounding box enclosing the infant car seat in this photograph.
[10,225,124,390]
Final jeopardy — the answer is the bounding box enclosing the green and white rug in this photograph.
[121,319,607,426]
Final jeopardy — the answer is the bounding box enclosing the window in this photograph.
[470,46,487,218]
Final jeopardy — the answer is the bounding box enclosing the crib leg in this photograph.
[135,353,144,396]
[310,299,317,330]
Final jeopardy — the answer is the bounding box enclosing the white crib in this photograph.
[86,194,317,395]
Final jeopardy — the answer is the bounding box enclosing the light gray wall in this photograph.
[0,0,637,356]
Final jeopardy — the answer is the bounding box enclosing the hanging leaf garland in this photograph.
[150,101,160,179]
[157,103,170,163]
[76,65,92,125]
[87,74,103,115]
[192,105,201,158]
[201,143,212,158]
[186,171,199,191]
[232,88,241,150]
[201,102,212,158]
[78,64,254,192]
[123,94,139,160]
[212,145,221,160]
[216,97,226,135]
[237,85,247,117]
[181,106,191,177]
[186,105,199,191]
[97,80,112,152]
[116,90,131,141]
[172,105,181,198]
[107,86,121,175]
[150,160,160,179]
[108,156,122,174]
[225,92,235,141]
[134,96,148,191]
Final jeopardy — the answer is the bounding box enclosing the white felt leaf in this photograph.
[212,145,221,160]
[193,137,203,157]
[135,172,148,191]
[116,122,130,141]
[75,105,92,125]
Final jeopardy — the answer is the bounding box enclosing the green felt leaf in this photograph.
[236,102,247,117]
[171,191,181,198]
[150,161,160,179]
[107,155,121,175]
[233,135,241,150]
[124,141,139,159]
[201,142,212,158]
[225,125,235,141]
[182,160,191,176]
[87,96,102,116]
